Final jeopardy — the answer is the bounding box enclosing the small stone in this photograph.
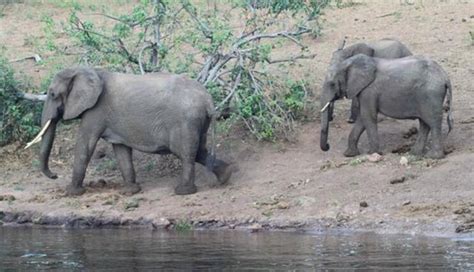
[367,153,383,162]
[249,223,262,233]
[400,156,409,166]
[360,201,368,208]
[462,18,467,22]
[402,200,411,206]
[124,199,140,210]
[454,207,471,215]
[0,195,15,202]
[277,201,290,209]
[390,176,407,185]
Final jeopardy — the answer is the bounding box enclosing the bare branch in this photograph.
[215,70,241,110]
[265,53,316,64]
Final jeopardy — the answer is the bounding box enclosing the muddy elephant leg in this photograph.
[348,99,359,123]
[173,129,199,195]
[196,150,232,186]
[411,119,430,157]
[426,117,445,159]
[175,158,197,195]
[67,133,100,196]
[113,144,141,195]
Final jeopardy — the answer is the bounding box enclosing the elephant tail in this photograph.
[445,79,453,134]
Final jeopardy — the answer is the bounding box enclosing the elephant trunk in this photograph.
[39,119,58,179]
[320,105,331,151]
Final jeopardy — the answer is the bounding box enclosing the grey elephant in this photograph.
[31,68,233,196]
[327,38,413,123]
[320,54,453,159]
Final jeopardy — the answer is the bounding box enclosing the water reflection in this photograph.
[0,227,472,270]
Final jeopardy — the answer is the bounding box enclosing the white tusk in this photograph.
[24,119,51,149]
[320,102,331,113]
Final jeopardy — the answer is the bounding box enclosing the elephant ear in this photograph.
[63,68,103,120]
[345,43,375,58]
[342,54,377,99]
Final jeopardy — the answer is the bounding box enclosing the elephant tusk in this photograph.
[24,119,51,149]
[320,102,331,113]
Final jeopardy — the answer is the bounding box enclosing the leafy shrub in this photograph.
[0,52,42,146]
[62,0,329,140]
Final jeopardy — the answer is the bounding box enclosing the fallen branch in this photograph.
[266,53,316,64]
[9,54,42,63]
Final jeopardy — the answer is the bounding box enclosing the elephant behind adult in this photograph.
[327,38,413,123]
[36,68,233,196]
[320,54,453,159]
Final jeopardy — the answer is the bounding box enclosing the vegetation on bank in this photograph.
[1,0,333,145]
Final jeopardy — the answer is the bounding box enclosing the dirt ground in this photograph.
[1,1,473,236]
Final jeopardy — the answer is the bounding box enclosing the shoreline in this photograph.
[1,210,472,239]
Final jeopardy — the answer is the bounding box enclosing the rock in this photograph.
[390,176,407,184]
[124,198,140,210]
[359,201,368,208]
[462,18,467,22]
[456,223,474,233]
[277,201,290,209]
[402,200,411,206]
[0,195,15,202]
[454,207,471,215]
[400,156,409,166]
[367,153,383,162]
[249,223,262,233]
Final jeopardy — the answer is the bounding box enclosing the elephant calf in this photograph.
[32,68,233,196]
[320,54,453,159]
[326,38,413,123]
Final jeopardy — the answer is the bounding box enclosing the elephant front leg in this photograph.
[344,118,365,157]
[67,135,100,196]
[175,159,197,195]
[360,106,380,154]
[348,99,360,123]
[113,144,141,195]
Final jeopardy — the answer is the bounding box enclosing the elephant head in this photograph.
[320,54,377,151]
[38,68,103,178]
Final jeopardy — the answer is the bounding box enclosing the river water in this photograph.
[0,227,473,270]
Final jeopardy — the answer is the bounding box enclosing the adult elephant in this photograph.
[327,38,413,123]
[31,68,233,196]
[320,54,453,159]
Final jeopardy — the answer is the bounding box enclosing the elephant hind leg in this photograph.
[195,134,233,185]
[172,127,199,195]
[410,119,429,157]
[425,117,445,159]
[113,144,141,195]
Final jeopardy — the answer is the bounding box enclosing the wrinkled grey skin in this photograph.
[39,68,232,196]
[327,38,413,123]
[320,54,453,159]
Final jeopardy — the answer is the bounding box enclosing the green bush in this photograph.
[0,53,42,146]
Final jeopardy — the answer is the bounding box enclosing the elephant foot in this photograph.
[41,168,58,179]
[175,184,197,195]
[343,148,360,157]
[410,147,424,157]
[66,184,86,196]
[120,183,141,196]
[214,164,234,185]
[426,150,445,159]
